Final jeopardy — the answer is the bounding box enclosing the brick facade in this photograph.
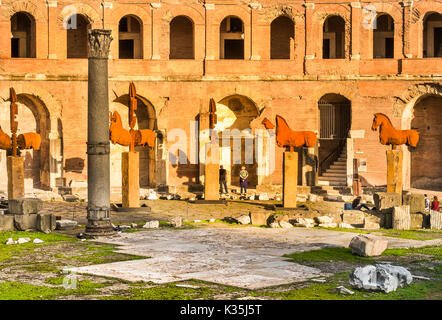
[0,0,441,195]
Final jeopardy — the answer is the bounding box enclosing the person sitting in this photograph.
[351,196,370,211]
[431,196,440,212]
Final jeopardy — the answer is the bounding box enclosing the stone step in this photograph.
[317,180,347,186]
[326,168,347,174]
[323,172,347,178]
[329,164,347,169]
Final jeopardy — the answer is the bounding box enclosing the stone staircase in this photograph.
[318,147,348,187]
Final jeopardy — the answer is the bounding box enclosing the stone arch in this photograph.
[169,15,195,59]
[270,15,295,59]
[109,4,151,26]
[164,6,204,25]
[110,85,163,188]
[214,7,250,26]
[3,0,46,22]
[394,83,442,190]
[367,2,402,25]
[414,2,442,24]
[57,3,100,29]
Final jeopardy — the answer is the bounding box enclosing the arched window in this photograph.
[169,16,194,59]
[270,16,294,59]
[67,14,90,58]
[423,12,442,58]
[220,16,244,59]
[323,16,345,59]
[373,14,394,58]
[11,12,36,58]
[119,15,143,59]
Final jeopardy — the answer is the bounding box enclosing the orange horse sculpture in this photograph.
[0,126,41,151]
[262,115,317,151]
[371,113,419,149]
[109,111,155,148]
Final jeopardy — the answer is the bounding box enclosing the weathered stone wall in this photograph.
[0,0,440,192]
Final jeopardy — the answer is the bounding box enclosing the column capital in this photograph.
[46,1,57,8]
[303,3,315,10]
[249,3,262,10]
[101,2,113,9]
[350,2,361,8]
[401,1,413,7]
[204,3,215,10]
[150,2,162,9]
[88,29,113,59]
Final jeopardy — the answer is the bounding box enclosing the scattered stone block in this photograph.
[236,214,251,225]
[402,194,425,213]
[349,264,412,293]
[373,192,402,213]
[338,222,355,229]
[55,219,78,230]
[250,211,270,226]
[17,237,31,244]
[33,238,44,244]
[341,211,365,226]
[293,217,315,228]
[143,220,159,229]
[8,198,42,215]
[62,194,79,202]
[318,223,337,228]
[37,213,56,233]
[363,220,381,230]
[269,222,280,228]
[131,223,138,228]
[0,214,15,231]
[430,210,442,230]
[14,214,38,231]
[315,216,334,224]
[170,216,183,228]
[258,193,269,201]
[349,234,388,257]
[6,238,15,245]
[336,286,354,295]
[392,205,411,230]
[279,221,293,228]
[410,213,424,229]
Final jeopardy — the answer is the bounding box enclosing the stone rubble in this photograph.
[170,216,183,228]
[336,286,355,295]
[56,219,78,230]
[143,220,160,229]
[235,214,251,225]
[279,220,293,228]
[349,234,388,257]
[349,264,413,293]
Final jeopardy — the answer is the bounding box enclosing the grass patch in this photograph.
[314,227,442,241]
[383,246,442,260]
[251,272,442,300]
[284,247,375,264]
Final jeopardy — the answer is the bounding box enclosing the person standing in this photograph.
[219,165,228,194]
[424,194,430,212]
[431,196,440,212]
[239,166,248,195]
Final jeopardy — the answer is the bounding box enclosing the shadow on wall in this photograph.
[170,149,198,186]
[64,157,85,173]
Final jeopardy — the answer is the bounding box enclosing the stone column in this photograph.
[303,3,315,61]
[283,151,298,208]
[85,29,114,236]
[249,3,262,60]
[150,3,162,60]
[386,150,403,195]
[350,2,361,60]
[46,1,58,59]
[402,1,414,58]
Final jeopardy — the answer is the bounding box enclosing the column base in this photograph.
[85,220,115,237]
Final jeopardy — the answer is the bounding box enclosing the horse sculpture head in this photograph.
[371,113,386,131]
[262,118,274,130]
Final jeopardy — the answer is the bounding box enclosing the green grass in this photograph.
[383,246,442,260]
[0,231,76,262]
[251,272,442,300]
[284,247,375,264]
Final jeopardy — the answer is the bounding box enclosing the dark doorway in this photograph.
[11,38,19,58]
[323,39,330,59]
[385,37,394,58]
[435,27,442,57]
[224,40,244,59]
[119,39,134,59]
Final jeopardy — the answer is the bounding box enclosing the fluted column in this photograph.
[85,29,114,236]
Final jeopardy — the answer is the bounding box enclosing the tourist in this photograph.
[431,196,440,212]
[219,165,228,194]
[239,166,248,195]
[424,194,430,212]
[351,196,370,211]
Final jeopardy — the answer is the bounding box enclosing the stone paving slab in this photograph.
[70,227,442,289]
